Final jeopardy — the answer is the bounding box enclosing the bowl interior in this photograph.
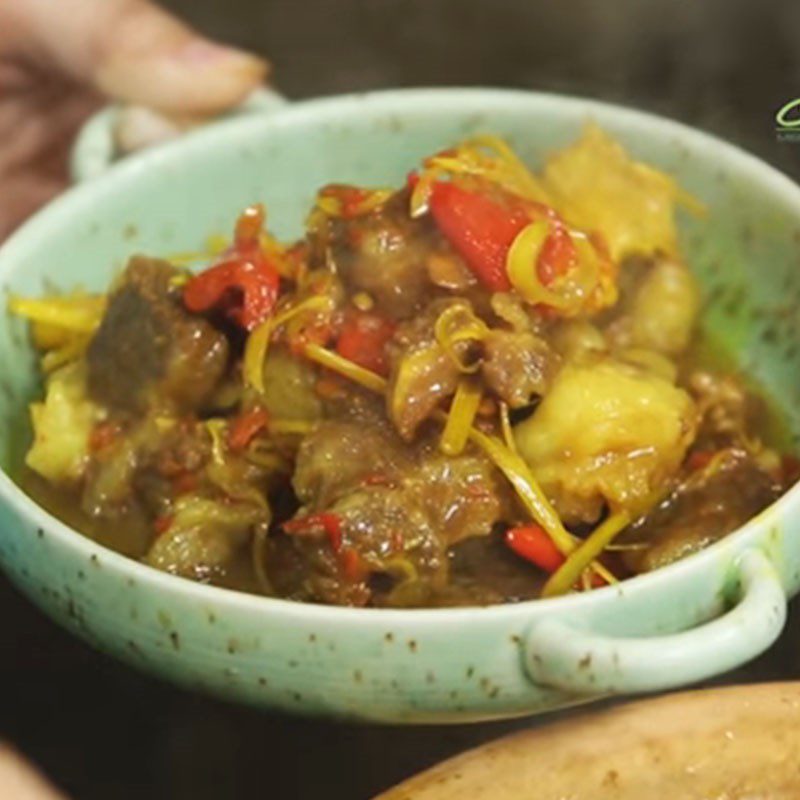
[2,88,800,479]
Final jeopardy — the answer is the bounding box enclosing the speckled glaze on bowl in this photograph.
[2,89,800,723]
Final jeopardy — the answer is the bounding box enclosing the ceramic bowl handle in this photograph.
[70,87,289,184]
[524,548,786,694]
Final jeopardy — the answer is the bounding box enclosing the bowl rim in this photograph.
[2,85,800,624]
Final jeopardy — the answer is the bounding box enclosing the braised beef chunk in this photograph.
[316,192,442,320]
[481,330,558,408]
[270,483,447,607]
[280,419,511,606]
[145,497,268,583]
[87,257,229,414]
[293,420,412,508]
[81,416,212,521]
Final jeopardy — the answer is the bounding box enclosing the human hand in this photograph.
[0,745,65,799]
[0,0,268,239]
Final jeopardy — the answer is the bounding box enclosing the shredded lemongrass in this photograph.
[268,419,316,436]
[9,295,105,337]
[205,419,228,464]
[316,188,393,218]
[499,402,517,454]
[506,223,607,316]
[40,336,90,373]
[426,136,550,204]
[433,303,489,373]
[244,295,333,393]
[384,557,419,583]
[243,323,274,394]
[506,220,566,307]
[440,379,482,456]
[303,344,388,394]
[541,510,632,598]
[466,427,574,553]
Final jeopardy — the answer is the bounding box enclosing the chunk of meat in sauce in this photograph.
[316,191,442,320]
[292,420,413,508]
[146,495,268,582]
[405,453,511,545]
[481,329,558,408]
[81,416,210,520]
[278,421,511,606]
[622,449,782,573]
[87,257,229,415]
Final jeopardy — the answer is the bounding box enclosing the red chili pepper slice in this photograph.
[428,183,576,293]
[428,183,526,291]
[687,450,715,471]
[287,318,336,357]
[183,204,280,331]
[335,310,396,375]
[283,512,344,553]
[360,473,393,487]
[505,524,564,573]
[228,407,270,451]
[183,259,279,331]
[506,524,607,588]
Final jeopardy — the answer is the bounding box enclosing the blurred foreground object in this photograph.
[0,746,66,800]
[379,682,800,799]
[0,0,268,238]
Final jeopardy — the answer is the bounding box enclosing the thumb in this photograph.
[5,0,269,116]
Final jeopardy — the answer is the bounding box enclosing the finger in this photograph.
[0,173,65,241]
[0,746,67,800]
[0,77,100,178]
[113,105,192,155]
[0,81,95,239]
[2,0,269,116]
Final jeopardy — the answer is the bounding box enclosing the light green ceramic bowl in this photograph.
[1,89,799,723]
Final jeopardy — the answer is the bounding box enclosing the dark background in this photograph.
[5,0,800,797]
